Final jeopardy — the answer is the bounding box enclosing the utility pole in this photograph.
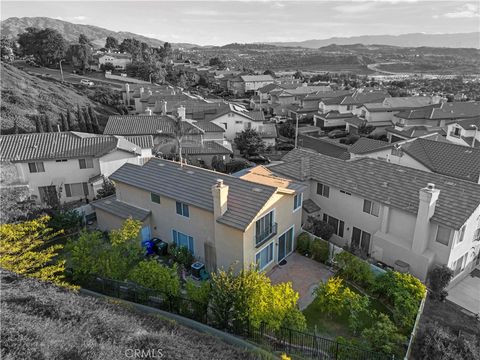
[59,59,65,82]
[294,116,299,148]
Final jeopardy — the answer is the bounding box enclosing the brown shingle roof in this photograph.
[103,116,204,136]
[271,148,480,229]
[348,138,394,154]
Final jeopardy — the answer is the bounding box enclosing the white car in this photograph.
[80,79,94,86]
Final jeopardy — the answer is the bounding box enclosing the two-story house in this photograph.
[97,52,132,70]
[270,148,480,285]
[0,132,153,207]
[92,159,304,272]
[446,117,480,148]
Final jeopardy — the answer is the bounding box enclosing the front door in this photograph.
[278,227,294,262]
[141,226,151,242]
[351,227,362,249]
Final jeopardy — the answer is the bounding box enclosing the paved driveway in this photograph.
[267,252,333,310]
[447,269,480,315]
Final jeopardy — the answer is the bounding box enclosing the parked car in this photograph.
[246,154,270,165]
[80,79,94,86]
[328,129,348,139]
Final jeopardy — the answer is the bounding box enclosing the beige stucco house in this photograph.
[92,159,304,272]
[271,148,480,285]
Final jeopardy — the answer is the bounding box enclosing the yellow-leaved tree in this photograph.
[0,216,73,288]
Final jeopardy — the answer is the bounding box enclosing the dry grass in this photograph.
[0,270,262,360]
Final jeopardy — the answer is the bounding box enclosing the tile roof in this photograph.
[257,83,281,93]
[0,132,141,162]
[453,116,480,130]
[109,158,278,230]
[192,121,225,133]
[394,102,480,121]
[91,195,151,221]
[297,135,350,160]
[344,117,367,128]
[385,126,446,139]
[124,135,154,149]
[247,110,265,121]
[270,148,480,229]
[240,75,274,82]
[182,141,232,155]
[348,138,394,154]
[323,90,390,106]
[364,97,438,112]
[399,138,480,182]
[304,90,354,101]
[103,116,204,136]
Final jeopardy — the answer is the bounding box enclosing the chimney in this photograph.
[412,183,440,254]
[177,105,186,121]
[212,179,228,219]
[300,157,310,180]
[145,107,152,116]
[160,100,167,115]
[139,87,146,99]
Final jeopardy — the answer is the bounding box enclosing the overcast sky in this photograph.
[2,1,479,45]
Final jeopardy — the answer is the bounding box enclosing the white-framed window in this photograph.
[435,225,451,246]
[65,182,89,197]
[28,162,45,173]
[172,229,194,254]
[452,253,468,277]
[150,193,160,204]
[255,241,274,271]
[363,199,380,217]
[176,201,190,217]
[78,158,94,169]
[55,159,68,162]
[456,225,466,245]
[316,182,330,198]
[323,213,345,237]
[293,193,303,212]
[255,210,276,246]
[340,190,351,195]
[453,127,461,137]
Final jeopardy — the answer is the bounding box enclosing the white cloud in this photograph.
[72,16,87,21]
[441,3,479,18]
[333,2,377,14]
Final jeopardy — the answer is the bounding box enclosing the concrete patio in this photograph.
[268,252,334,310]
[447,268,480,316]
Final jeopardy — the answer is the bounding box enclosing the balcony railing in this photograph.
[255,223,278,248]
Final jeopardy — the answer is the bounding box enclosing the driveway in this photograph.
[267,252,333,310]
[447,268,480,316]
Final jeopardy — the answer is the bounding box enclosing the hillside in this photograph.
[0,271,258,360]
[0,17,197,49]
[0,63,119,132]
[262,32,480,49]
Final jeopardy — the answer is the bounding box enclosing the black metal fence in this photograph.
[81,275,394,360]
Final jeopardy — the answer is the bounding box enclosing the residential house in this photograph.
[241,75,275,94]
[0,132,153,207]
[97,52,132,70]
[297,135,351,160]
[270,148,480,284]
[445,117,480,148]
[319,90,390,114]
[92,159,304,272]
[349,137,480,183]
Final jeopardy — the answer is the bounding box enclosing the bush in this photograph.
[48,209,83,234]
[65,230,106,281]
[305,216,334,240]
[169,244,195,269]
[334,251,375,290]
[128,260,180,298]
[361,313,406,356]
[296,232,311,255]
[428,265,453,301]
[311,238,329,263]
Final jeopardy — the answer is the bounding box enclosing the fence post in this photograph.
[335,341,339,360]
[289,328,292,354]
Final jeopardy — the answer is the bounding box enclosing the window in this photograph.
[150,193,160,204]
[28,162,45,173]
[323,213,345,237]
[172,230,194,254]
[255,210,276,246]
[363,199,380,217]
[293,193,303,211]
[176,201,190,217]
[452,253,467,277]
[79,158,94,169]
[316,182,330,198]
[435,225,451,246]
[351,227,371,255]
[453,127,461,137]
[55,159,67,162]
[65,182,89,197]
[255,242,274,270]
[340,190,351,195]
[221,122,228,129]
[456,225,466,245]
[235,121,243,124]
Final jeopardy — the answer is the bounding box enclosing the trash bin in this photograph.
[152,238,168,256]
[191,262,205,280]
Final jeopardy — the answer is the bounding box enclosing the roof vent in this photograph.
[216,179,223,187]
[397,168,406,172]
[381,181,388,188]
[105,200,111,204]
[158,163,165,167]
[187,170,194,174]
[445,181,456,186]
[252,187,263,193]
[426,183,435,190]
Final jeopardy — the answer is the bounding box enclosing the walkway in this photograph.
[268,252,333,310]
[447,268,480,316]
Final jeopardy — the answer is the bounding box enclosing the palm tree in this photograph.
[171,114,196,167]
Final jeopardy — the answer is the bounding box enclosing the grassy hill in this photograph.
[0,270,260,360]
[0,63,119,133]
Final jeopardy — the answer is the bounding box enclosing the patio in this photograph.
[267,252,334,310]
[447,268,480,316]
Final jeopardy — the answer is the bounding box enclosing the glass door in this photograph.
[278,227,294,262]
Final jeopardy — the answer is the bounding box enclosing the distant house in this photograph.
[92,159,304,273]
[446,116,480,148]
[319,90,390,114]
[97,52,132,70]
[0,132,152,207]
[241,75,275,93]
[314,111,362,130]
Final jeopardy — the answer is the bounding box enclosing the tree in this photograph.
[1,37,15,62]
[43,114,54,133]
[100,62,115,72]
[293,70,304,80]
[66,109,75,131]
[76,104,87,132]
[96,177,115,199]
[83,107,93,133]
[128,260,180,297]
[263,69,275,77]
[171,114,197,166]
[209,57,225,68]
[109,218,142,246]
[67,42,92,74]
[34,114,44,133]
[60,113,68,131]
[119,38,142,61]
[12,119,19,134]
[65,230,106,281]
[278,121,295,139]
[234,128,265,156]
[18,27,66,66]
[428,265,454,301]
[105,36,119,50]
[87,106,100,134]
[306,216,335,240]
[361,313,406,356]
[0,216,71,288]
[78,34,90,45]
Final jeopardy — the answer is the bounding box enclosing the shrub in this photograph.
[48,209,83,234]
[169,244,195,269]
[311,238,329,263]
[334,251,374,290]
[128,260,180,298]
[306,216,334,240]
[361,313,406,356]
[428,265,454,301]
[296,232,311,255]
[65,230,106,281]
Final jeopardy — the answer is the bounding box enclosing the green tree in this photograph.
[83,107,93,133]
[334,251,375,289]
[60,112,68,131]
[66,109,75,131]
[361,313,406,356]
[278,121,295,139]
[428,265,454,301]
[105,36,119,49]
[87,105,100,133]
[128,259,180,297]
[96,177,115,199]
[65,230,106,281]
[234,128,265,156]
[43,114,54,133]
[306,216,335,240]
[171,113,197,166]
[119,38,142,61]
[78,34,90,45]
[67,42,92,74]
[76,104,87,132]
[263,69,275,77]
[18,27,66,66]
[109,217,142,246]
[100,62,115,72]
[34,114,44,133]
[0,216,72,288]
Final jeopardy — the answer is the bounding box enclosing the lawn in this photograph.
[302,284,392,340]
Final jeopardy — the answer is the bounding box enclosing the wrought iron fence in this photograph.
[80,275,394,360]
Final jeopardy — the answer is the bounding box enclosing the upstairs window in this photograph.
[79,158,94,169]
[293,193,303,211]
[435,225,451,246]
[363,199,380,217]
[453,127,461,137]
[150,193,160,204]
[316,182,330,198]
[456,225,466,245]
[176,201,190,217]
[28,162,45,173]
